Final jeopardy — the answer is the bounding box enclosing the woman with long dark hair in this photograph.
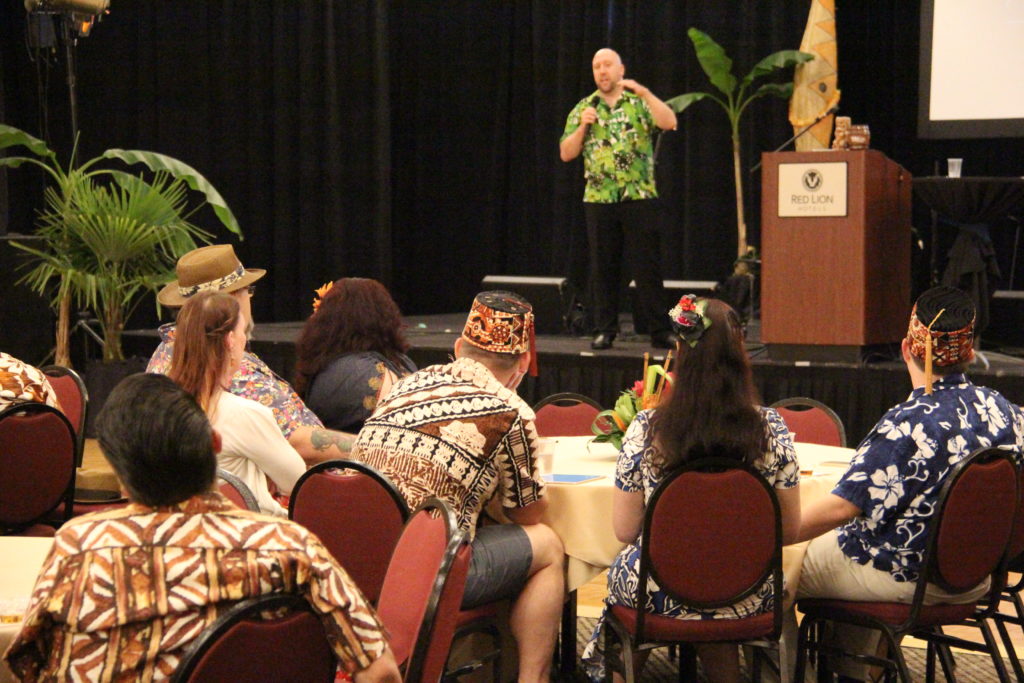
[169,292,306,516]
[294,278,415,433]
[582,296,801,682]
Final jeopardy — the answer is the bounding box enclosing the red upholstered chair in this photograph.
[376,498,469,683]
[769,396,847,447]
[904,460,1024,682]
[794,447,1018,682]
[533,392,602,437]
[603,457,783,682]
[532,390,605,673]
[217,469,259,511]
[0,402,77,536]
[41,365,88,467]
[170,594,336,683]
[288,459,409,604]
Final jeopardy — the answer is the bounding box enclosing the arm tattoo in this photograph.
[310,428,356,454]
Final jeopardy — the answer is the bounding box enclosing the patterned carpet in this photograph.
[573,617,1018,681]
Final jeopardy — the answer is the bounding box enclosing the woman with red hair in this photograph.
[295,278,415,433]
[169,292,305,516]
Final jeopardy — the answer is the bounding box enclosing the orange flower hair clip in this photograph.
[312,282,334,313]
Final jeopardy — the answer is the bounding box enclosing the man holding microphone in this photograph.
[560,48,677,350]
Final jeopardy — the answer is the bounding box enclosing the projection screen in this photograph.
[918,0,1024,138]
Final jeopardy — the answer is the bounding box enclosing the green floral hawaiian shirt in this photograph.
[561,90,658,203]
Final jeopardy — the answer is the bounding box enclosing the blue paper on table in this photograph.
[542,473,604,485]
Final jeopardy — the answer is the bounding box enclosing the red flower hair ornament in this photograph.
[668,294,711,347]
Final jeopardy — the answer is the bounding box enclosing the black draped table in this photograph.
[913,176,1024,224]
[912,177,1024,331]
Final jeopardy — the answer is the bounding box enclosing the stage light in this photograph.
[25,0,108,37]
[25,0,108,13]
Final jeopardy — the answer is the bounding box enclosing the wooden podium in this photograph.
[760,150,912,361]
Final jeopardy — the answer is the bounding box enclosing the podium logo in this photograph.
[802,169,823,192]
[778,161,847,217]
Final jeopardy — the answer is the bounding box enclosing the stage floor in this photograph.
[124,313,1024,448]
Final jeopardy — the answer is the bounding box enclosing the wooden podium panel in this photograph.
[761,150,911,350]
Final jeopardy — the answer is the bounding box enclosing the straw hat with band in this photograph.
[461,290,538,376]
[158,245,265,307]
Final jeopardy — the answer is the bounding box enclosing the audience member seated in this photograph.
[582,296,801,683]
[0,351,60,412]
[793,286,1024,680]
[351,291,563,683]
[294,278,416,433]
[148,244,355,464]
[169,291,306,516]
[3,373,400,683]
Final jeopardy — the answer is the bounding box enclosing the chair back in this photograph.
[924,447,1017,596]
[288,459,409,604]
[217,469,259,512]
[533,392,602,437]
[0,402,77,533]
[41,365,89,467]
[170,594,335,683]
[770,397,846,447]
[1003,465,1024,570]
[376,498,466,683]
[637,457,782,637]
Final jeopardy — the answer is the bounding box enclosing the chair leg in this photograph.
[882,631,912,683]
[678,644,697,682]
[560,590,577,675]
[935,638,957,683]
[794,615,813,683]
[750,647,762,683]
[925,640,937,683]
[994,616,1024,683]
[1012,590,1024,626]
[979,617,1012,683]
[604,617,634,683]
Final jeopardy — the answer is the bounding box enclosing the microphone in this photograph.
[749,104,841,174]
[583,95,601,136]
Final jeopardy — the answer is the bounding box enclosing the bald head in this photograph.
[592,48,625,94]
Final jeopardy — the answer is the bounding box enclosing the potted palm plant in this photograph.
[0,124,242,365]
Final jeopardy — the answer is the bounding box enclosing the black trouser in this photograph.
[584,199,670,336]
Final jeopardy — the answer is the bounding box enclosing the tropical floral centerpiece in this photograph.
[591,352,674,450]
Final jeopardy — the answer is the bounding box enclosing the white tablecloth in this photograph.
[537,436,854,591]
[0,537,53,683]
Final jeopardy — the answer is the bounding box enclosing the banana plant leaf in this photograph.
[102,149,242,237]
[0,125,55,158]
[665,92,715,114]
[749,82,795,102]
[687,28,736,98]
[741,50,815,88]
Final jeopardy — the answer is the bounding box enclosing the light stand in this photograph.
[24,0,110,142]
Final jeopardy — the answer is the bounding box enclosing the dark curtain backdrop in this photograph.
[2,0,1023,356]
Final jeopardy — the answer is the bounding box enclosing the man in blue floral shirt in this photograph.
[147,245,355,465]
[793,286,1024,679]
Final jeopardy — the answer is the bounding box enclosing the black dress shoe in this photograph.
[650,330,676,349]
[590,332,615,350]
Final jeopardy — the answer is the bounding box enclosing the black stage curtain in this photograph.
[2,1,1023,344]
